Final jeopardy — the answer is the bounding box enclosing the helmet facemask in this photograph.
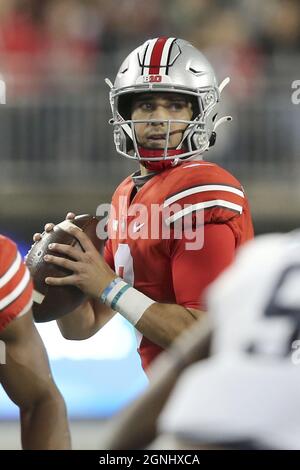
[110,88,220,164]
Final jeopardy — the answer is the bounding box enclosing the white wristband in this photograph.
[102,278,155,325]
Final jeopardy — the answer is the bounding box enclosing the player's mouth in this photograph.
[147,134,167,142]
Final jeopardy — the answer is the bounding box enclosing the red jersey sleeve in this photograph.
[163,163,254,246]
[0,235,33,332]
[171,224,236,310]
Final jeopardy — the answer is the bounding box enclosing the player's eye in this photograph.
[140,102,154,111]
[169,101,186,111]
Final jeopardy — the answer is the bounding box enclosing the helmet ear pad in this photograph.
[116,94,135,153]
[118,94,134,121]
[190,95,200,120]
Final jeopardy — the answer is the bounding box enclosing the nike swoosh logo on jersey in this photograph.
[133,222,145,233]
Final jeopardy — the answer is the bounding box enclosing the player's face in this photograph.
[131,93,193,149]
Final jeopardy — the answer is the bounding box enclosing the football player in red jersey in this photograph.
[34,37,254,371]
[0,235,71,449]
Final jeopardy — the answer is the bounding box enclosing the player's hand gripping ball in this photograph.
[26,214,103,322]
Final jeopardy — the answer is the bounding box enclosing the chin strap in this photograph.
[138,147,184,171]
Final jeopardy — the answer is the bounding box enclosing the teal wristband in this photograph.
[100,277,123,304]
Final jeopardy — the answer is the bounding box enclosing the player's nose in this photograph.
[150,105,169,124]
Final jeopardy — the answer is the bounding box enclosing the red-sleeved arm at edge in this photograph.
[171,224,236,310]
[0,236,33,332]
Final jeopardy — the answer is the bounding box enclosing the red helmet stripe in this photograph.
[149,37,168,74]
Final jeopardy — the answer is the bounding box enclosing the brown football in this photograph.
[26,214,103,323]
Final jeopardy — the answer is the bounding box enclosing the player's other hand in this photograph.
[32,212,76,242]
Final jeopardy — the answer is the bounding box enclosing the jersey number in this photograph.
[246,264,300,357]
[114,244,134,285]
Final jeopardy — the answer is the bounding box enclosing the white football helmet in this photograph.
[106,37,231,168]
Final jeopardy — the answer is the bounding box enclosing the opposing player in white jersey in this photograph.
[155,231,300,449]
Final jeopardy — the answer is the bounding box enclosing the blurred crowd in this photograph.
[0,0,299,97]
[0,0,299,189]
